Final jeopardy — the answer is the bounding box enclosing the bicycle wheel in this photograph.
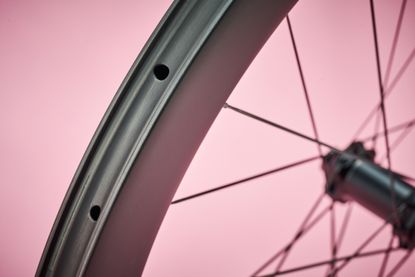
[36,0,415,276]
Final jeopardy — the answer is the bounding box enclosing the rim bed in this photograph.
[37,1,297,276]
[36,0,414,276]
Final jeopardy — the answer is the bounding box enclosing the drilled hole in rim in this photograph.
[153,64,170,80]
[89,205,101,221]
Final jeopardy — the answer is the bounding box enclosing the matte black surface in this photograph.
[36,0,298,276]
[324,144,415,248]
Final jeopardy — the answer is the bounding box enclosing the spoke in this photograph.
[354,106,381,142]
[336,204,353,252]
[287,16,323,158]
[328,204,337,273]
[274,203,334,273]
[329,197,414,275]
[378,235,395,277]
[372,111,382,149]
[273,205,332,274]
[224,103,338,151]
[256,248,400,277]
[361,118,415,142]
[370,0,399,228]
[171,156,320,204]
[385,250,413,277]
[398,172,415,183]
[382,0,408,88]
[251,193,326,276]
[274,246,290,274]
[379,122,415,163]
[324,204,353,277]
[385,48,415,96]
[350,47,415,142]
[328,221,389,275]
[351,0,414,142]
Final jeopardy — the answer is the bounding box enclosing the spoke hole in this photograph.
[153,64,170,80]
[89,205,101,221]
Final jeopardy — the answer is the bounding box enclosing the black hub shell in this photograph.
[323,143,415,248]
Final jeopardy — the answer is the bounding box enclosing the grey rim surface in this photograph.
[36,0,298,276]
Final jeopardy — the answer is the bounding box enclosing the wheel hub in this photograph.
[322,142,415,249]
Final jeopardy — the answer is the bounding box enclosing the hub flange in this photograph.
[323,142,415,249]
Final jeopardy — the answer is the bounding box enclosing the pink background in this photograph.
[1,0,414,276]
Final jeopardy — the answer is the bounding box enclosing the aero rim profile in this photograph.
[37,0,415,276]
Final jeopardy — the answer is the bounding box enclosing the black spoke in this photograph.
[351,0,412,142]
[274,246,290,274]
[398,172,415,183]
[361,118,415,143]
[378,235,395,277]
[352,47,415,141]
[251,193,326,276]
[328,221,389,275]
[324,204,353,277]
[369,0,391,171]
[372,111,382,149]
[272,205,332,275]
[382,0,408,87]
[287,16,323,158]
[256,247,400,277]
[379,122,415,163]
[328,204,337,273]
[385,250,413,277]
[353,106,380,143]
[354,106,380,142]
[385,48,415,96]
[336,204,353,252]
[353,49,415,141]
[171,156,320,204]
[370,0,399,228]
[224,103,338,151]
[274,204,334,274]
